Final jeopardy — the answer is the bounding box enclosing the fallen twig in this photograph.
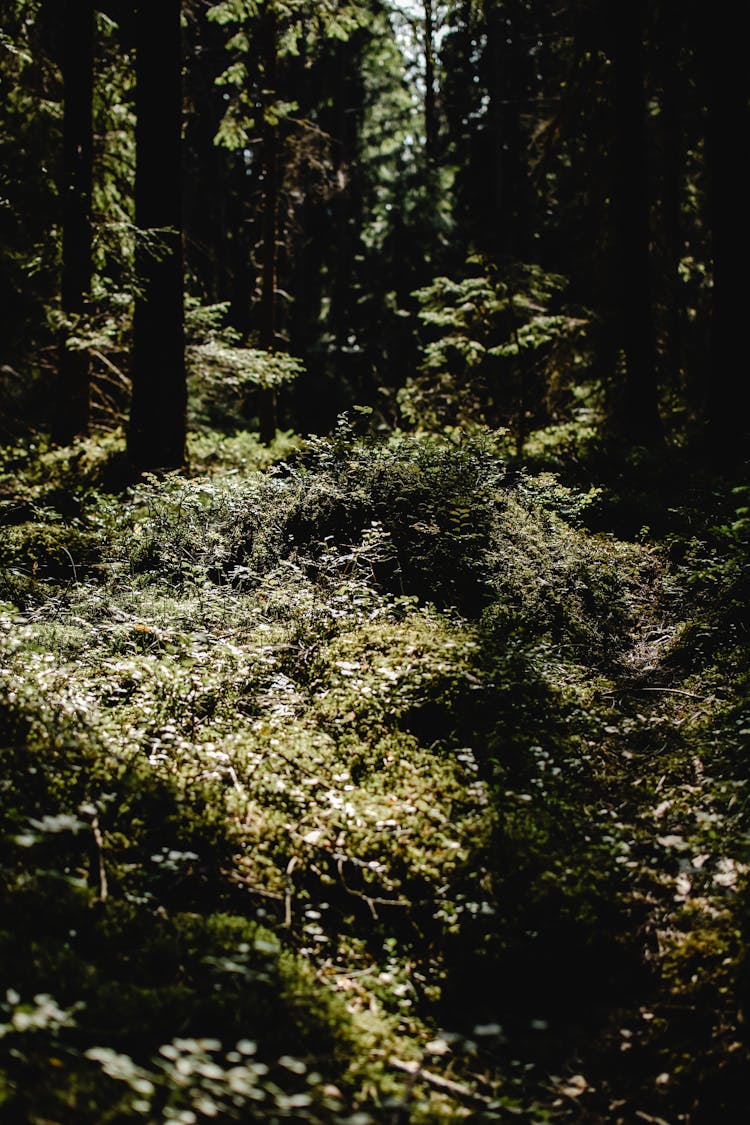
[224,870,284,901]
[389,1057,494,1109]
[285,855,298,927]
[91,816,108,903]
[335,857,410,919]
[605,686,714,702]
[636,687,714,701]
[634,1111,672,1125]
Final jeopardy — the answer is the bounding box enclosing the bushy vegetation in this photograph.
[400,262,592,441]
[2,423,749,1122]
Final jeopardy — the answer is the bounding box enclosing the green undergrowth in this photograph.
[3,422,736,1122]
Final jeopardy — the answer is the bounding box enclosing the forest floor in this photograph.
[499,607,750,1124]
[0,425,748,1124]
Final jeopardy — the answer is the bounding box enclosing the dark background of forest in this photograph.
[1,0,747,466]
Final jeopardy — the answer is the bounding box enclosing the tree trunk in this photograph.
[258,5,279,444]
[485,1,524,262]
[424,0,437,163]
[703,11,750,457]
[128,0,187,472]
[55,0,94,444]
[333,50,356,353]
[658,2,685,391]
[486,4,508,260]
[610,0,662,445]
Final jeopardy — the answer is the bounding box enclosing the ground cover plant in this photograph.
[2,423,748,1122]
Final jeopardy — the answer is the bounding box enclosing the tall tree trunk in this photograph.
[258,5,279,444]
[424,0,437,163]
[485,1,524,261]
[333,51,355,355]
[610,0,662,445]
[290,25,317,359]
[486,3,508,260]
[55,0,94,444]
[183,16,229,307]
[659,9,685,392]
[703,11,750,457]
[227,157,254,336]
[128,0,186,472]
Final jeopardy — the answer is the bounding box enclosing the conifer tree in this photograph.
[703,8,750,456]
[128,0,187,471]
[609,0,662,444]
[54,0,94,444]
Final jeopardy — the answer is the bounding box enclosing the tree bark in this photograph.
[658,2,685,391]
[486,4,508,260]
[258,5,279,444]
[424,0,437,163]
[485,0,524,262]
[55,0,94,444]
[703,10,750,457]
[128,0,187,472]
[610,0,662,445]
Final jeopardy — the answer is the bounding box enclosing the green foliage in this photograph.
[208,0,368,151]
[4,427,746,1120]
[186,301,304,431]
[0,1,61,425]
[0,424,646,1113]
[399,261,592,439]
[0,3,138,435]
[0,618,359,1122]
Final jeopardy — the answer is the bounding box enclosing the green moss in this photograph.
[5,425,745,1120]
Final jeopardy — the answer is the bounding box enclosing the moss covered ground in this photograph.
[1,425,748,1123]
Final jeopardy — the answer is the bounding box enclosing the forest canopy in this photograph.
[1,0,746,461]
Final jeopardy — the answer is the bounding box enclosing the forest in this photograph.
[0,0,749,1121]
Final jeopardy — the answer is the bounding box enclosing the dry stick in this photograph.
[635,686,714,701]
[91,348,129,385]
[267,744,334,783]
[602,685,713,701]
[224,870,284,901]
[227,765,244,796]
[389,1055,421,1125]
[388,1058,494,1109]
[334,857,410,918]
[634,1111,672,1125]
[61,544,79,585]
[91,816,108,903]
[337,857,378,920]
[285,855,298,928]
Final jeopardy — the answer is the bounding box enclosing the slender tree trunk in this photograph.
[610,0,662,445]
[658,2,685,391]
[333,51,355,355]
[227,157,254,336]
[128,0,187,472]
[703,11,750,456]
[290,28,313,357]
[258,5,279,444]
[55,0,94,444]
[183,19,228,306]
[486,4,507,261]
[424,0,437,163]
[485,1,524,261]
